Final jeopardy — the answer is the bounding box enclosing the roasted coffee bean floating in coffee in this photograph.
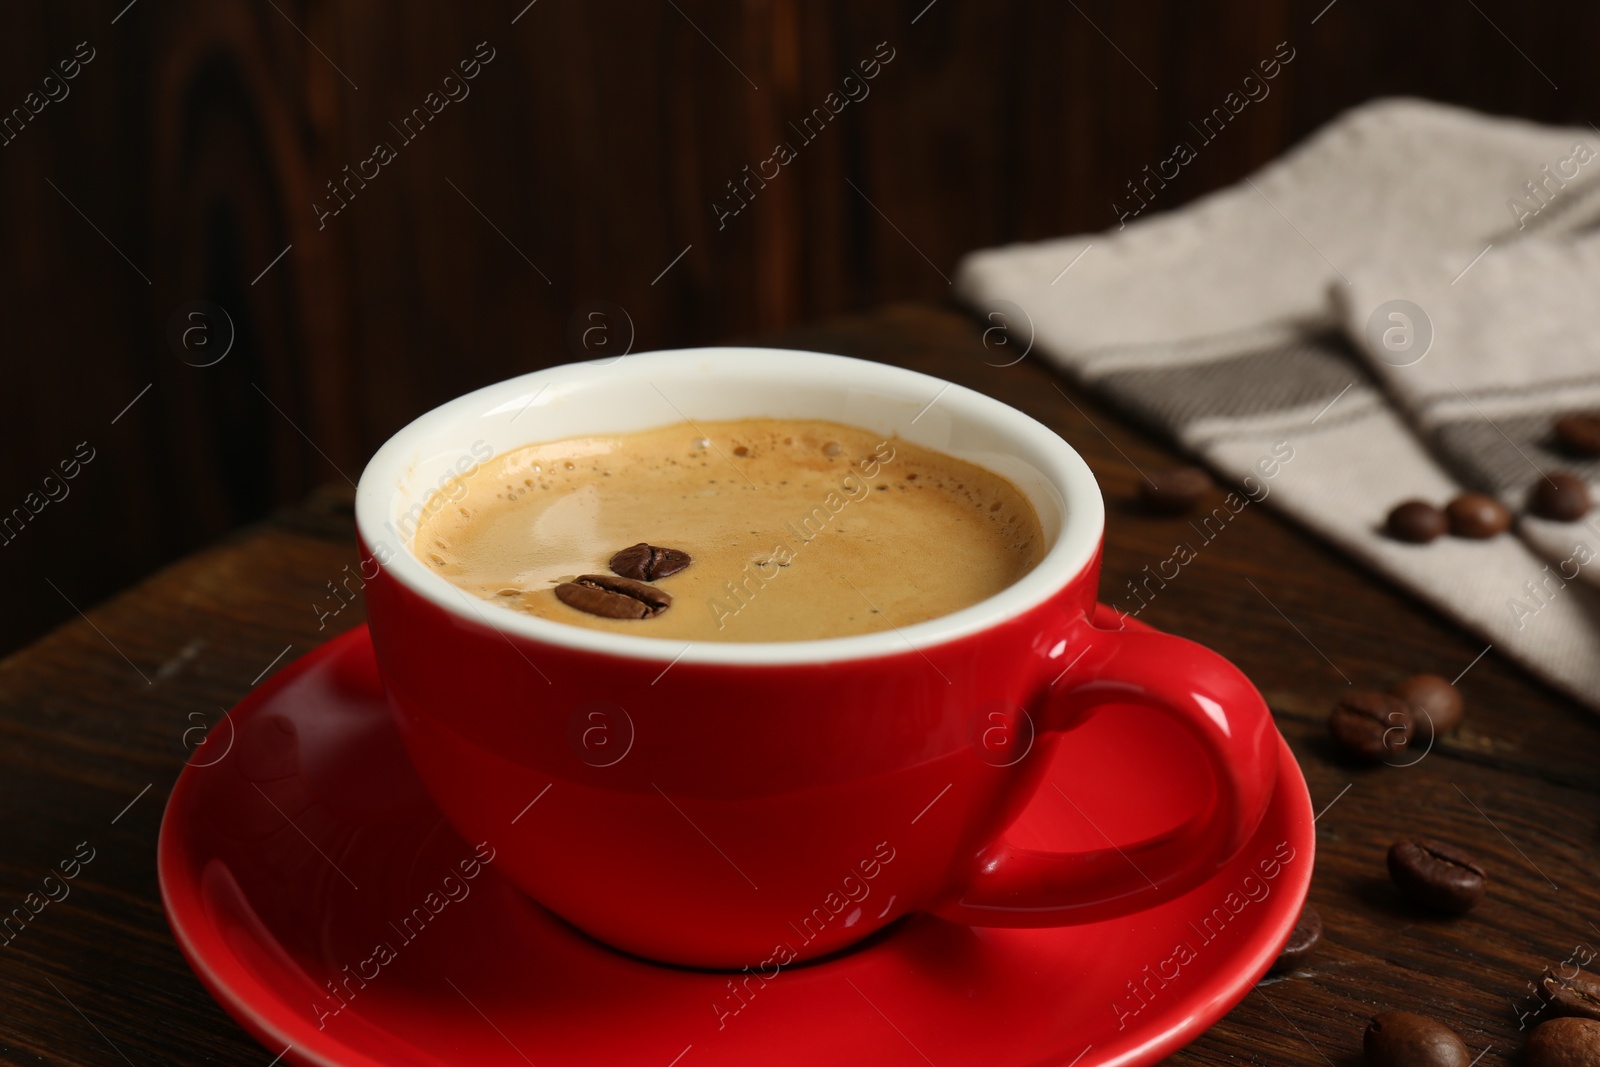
[1328,691,1414,763]
[1138,466,1211,515]
[1445,493,1513,538]
[609,543,692,582]
[1529,472,1592,522]
[1385,500,1448,543]
[554,574,673,619]
[1363,1012,1470,1067]
[1386,837,1486,913]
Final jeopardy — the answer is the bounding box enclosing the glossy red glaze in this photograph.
[362,530,1279,968]
[157,616,1313,1067]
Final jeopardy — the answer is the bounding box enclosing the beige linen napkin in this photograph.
[955,97,1600,709]
[1339,227,1600,591]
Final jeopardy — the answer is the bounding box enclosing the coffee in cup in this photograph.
[412,417,1046,642]
[358,348,1280,969]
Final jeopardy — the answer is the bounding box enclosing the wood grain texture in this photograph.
[1,305,1595,1065]
[5,0,1600,657]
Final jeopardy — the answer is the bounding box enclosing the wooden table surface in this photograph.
[4,303,1594,1066]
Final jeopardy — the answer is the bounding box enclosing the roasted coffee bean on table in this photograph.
[1385,499,1448,543]
[609,542,693,581]
[1386,838,1487,913]
[555,574,674,619]
[1328,691,1414,763]
[1138,466,1211,514]
[1554,412,1600,457]
[1267,905,1322,974]
[1445,492,1513,538]
[1392,673,1464,743]
[1363,1011,1470,1067]
[1540,968,1600,1022]
[1526,1016,1600,1066]
[1529,472,1593,522]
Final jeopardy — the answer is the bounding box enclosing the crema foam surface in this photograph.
[414,418,1045,642]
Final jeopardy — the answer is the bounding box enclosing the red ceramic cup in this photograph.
[355,348,1279,969]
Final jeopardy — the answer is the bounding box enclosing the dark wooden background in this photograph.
[4,0,1598,655]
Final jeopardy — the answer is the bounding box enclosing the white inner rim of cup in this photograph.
[354,348,1105,665]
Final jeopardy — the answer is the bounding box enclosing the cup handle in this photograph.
[930,622,1280,927]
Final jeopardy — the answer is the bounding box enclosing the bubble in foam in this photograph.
[692,436,710,450]
[822,441,841,456]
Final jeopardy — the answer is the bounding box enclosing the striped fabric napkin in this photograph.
[955,97,1600,710]
[1337,229,1600,596]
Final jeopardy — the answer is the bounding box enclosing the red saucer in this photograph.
[159,609,1313,1067]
